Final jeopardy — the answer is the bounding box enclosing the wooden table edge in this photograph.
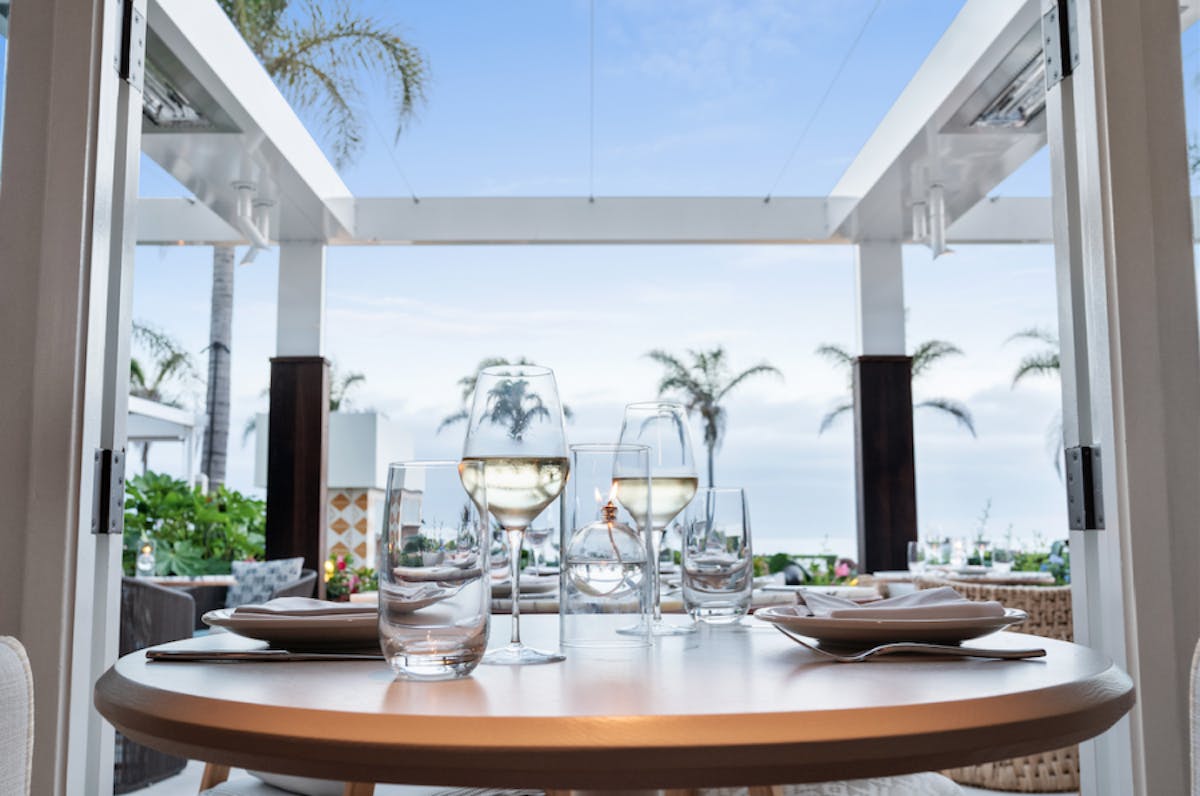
[94,658,1134,789]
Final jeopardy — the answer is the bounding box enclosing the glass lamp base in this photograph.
[482,642,565,666]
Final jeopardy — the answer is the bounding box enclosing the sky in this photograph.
[10,1,1200,558]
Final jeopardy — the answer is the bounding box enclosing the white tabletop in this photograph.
[94,616,1134,790]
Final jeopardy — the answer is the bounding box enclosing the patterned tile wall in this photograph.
[326,488,383,565]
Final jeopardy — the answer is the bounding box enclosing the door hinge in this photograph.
[1065,445,1104,530]
[114,0,146,93]
[1043,0,1080,90]
[92,448,126,535]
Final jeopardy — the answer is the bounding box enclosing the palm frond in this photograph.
[271,56,362,166]
[129,358,147,391]
[814,343,854,369]
[716,363,782,401]
[262,0,426,167]
[818,402,854,434]
[910,340,964,378]
[916,397,977,437]
[1011,352,1061,387]
[437,409,469,434]
[1006,327,1058,346]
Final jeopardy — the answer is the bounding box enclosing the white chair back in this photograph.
[0,637,33,796]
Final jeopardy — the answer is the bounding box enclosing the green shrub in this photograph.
[123,471,266,576]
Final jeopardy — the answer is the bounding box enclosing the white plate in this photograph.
[755,605,1028,645]
[492,575,559,598]
[202,608,379,649]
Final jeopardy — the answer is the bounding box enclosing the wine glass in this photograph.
[615,402,699,636]
[460,365,569,665]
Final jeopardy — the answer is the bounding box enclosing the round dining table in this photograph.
[94,615,1134,791]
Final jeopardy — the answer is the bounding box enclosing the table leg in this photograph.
[342,784,375,796]
[198,763,230,790]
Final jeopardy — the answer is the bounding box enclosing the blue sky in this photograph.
[14,1,1199,557]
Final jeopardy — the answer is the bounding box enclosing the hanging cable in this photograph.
[365,106,421,204]
[588,0,596,202]
[763,0,884,202]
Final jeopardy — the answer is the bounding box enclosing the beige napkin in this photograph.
[234,597,376,617]
[799,586,1005,619]
[394,565,483,583]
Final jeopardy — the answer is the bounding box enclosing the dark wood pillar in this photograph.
[853,355,917,572]
[266,356,329,594]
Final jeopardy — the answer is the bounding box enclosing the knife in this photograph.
[147,649,385,662]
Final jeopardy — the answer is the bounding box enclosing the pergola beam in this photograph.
[137,195,1200,247]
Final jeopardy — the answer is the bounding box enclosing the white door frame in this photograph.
[1045,0,1200,792]
[0,0,144,792]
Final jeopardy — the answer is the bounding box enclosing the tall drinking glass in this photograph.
[616,402,699,636]
[379,461,490,680]
[681,487,753,624]
[460,365,569,665]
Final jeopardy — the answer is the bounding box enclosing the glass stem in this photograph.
[506,528,524,646]
[651,527,664,623]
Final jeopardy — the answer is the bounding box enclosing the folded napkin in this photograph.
[799,586,1005,620]
[394,565,483,583]
[234,597,377,617]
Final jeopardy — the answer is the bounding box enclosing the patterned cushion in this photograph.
[701,773,963,795]
[226,558,304,608]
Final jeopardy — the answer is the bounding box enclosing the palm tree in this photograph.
[329,365,367,411]
[242,362,367,444]
[438,357,572,432]
[477,377,552,442]
[129,322,196,473]
[815,340,976,436]
[201,0,427,487]
[1008,327,1063,474]
[1009,327,1060,386]
[646,347,782,487]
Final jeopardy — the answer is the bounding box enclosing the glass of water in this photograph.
[991,548,1016,573]
[379,461,490,680]
[906,540,927,573]
[681,487,753,624]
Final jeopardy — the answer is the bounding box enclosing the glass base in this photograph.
[482,642,565,665]
[386,652,482,681]
[617,618,696,637]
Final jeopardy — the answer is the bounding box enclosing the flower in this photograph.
[834,562,851,578]
[323,560,335,581]
[336,555,347,571]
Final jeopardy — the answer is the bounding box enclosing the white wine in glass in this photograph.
[615,402,700,636]
[460,365,570,665]
[613,475,699,532]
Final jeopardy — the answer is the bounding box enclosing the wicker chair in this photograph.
[115,578,197,793]
[915,575,1077,792]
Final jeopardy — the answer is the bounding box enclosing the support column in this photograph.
[266,244,329,590]
[1045,0,1200,791]
[852,242,916,572]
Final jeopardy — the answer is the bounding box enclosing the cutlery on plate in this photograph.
[772,625,1046,662]
[147,649,385,663]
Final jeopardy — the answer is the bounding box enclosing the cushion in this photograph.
[226,558,304,608]
[701,773,963,795]
[0,637,33,796]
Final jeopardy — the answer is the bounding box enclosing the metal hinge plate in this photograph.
[92,448,126,535]
[115,0,146,93]
[1043,0,1080,90]
[1065,445,1104,530]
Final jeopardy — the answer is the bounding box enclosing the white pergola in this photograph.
[4,0,1199,791]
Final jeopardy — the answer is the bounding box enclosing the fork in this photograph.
[772,625,1046,662]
